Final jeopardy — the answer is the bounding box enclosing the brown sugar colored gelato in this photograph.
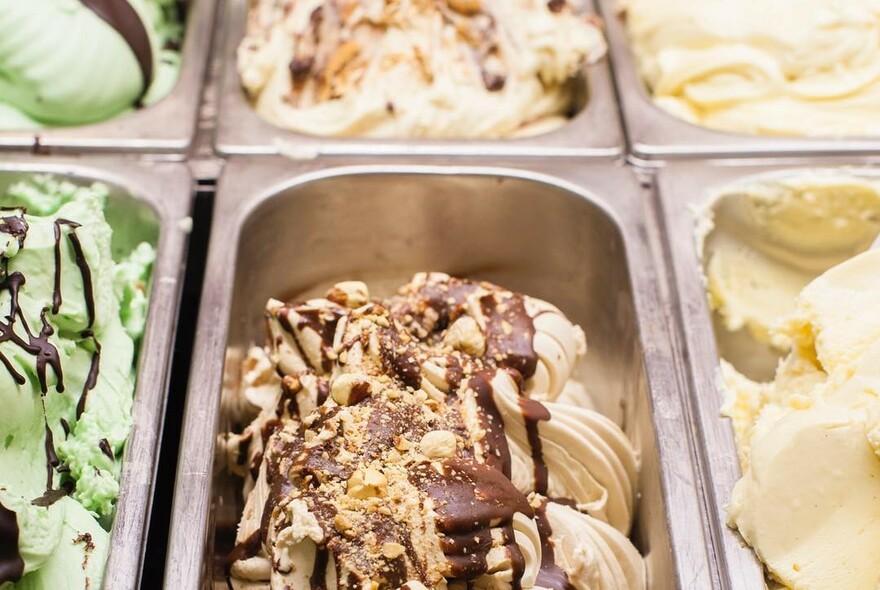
[224,273,645,589]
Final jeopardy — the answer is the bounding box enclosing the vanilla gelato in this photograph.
[620,0,880,137]
[223,273,645,589]
[695,171,880,588]
[697,173,880,379]
[238,0,606,138]
[724,251,880,590]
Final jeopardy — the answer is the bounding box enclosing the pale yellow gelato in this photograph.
[620,0,880,136]
[698,173,880,379]
[724,251,880,590]
[238,0,606,138]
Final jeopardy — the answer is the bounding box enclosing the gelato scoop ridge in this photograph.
[223,273,645,589]
[0,176,154,589]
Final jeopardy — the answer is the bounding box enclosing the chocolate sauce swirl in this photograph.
[80,0,154,101]
[0,500,23,584]
[534,500,575,590]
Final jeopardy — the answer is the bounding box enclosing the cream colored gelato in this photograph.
[620,0,880,136]
[237,0,605,138]
[223,273,644,590]
[697,173,880,379]
[724,251,880,590]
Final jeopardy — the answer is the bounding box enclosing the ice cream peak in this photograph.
[620,0,880,137]
[237,0,606,138]
[224,273,643,589]
[0,0,183,130]
[0,175,154,588]
[724,251,880,590]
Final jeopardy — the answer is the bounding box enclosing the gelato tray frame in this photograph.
[0,158,192,589]
[0,0,217,156]
[164,157,716,589]
[597,0,880,161]
[212,0,624,158]
[654,160,880,590]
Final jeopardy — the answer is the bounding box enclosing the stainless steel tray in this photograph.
[654,160,880,590]
[598,0,880,161]
[0,0,217,155]
[164,157,715,589]
[0,158,192,589]
[213,0,623,158]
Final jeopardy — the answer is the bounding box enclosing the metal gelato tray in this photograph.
[0,158,192,589]
[213,0,623,158]
[0,0,217,155]
[654,160,880,590]
[164,157,715,589]
[597,0,880,161]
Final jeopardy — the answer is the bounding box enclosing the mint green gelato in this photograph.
[0,176,154,589]
[0,0,183,130]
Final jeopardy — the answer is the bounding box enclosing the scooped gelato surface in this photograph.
[620,0,880,137]
[695,172,880,588]
[697,173,880,379]
[724,251,880,590]
[237,0,606,138]
[0,0,182,130]
[223,273,645,589]
[0,176,154,588]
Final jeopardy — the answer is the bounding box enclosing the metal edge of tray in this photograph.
[0,157,193,589]
[653,159,880,590]
[0,0,217,155]
[597,0,880,162]
[164,156,715,590]
[212,0,623,158]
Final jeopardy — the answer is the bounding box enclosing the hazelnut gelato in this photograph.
[237,0,606,138]
[223,273,644,590]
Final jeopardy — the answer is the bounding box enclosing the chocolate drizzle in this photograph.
[0,270,64,393]
[0,501,23,584]
[479,292,538,379]
[519,397,551,495]
[410,459,531,584]
[275,302,345,375]
[53,220,97,328]
[76,333,102,420]
[469,371,511,477]
[79,0,154,100]
[0,211,27,251]
[534,500,575,590]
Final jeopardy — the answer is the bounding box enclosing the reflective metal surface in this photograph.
[165,157,714,589]
[0,0,217,155]
[0,158,192,590]
[598,0,880,161]
[654,160,880,590]
[213,0,623,158]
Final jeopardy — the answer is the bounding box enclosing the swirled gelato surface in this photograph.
[0,0,182,130]
[237,0,606,138]
[0,176,155,589]
[620,0,880,136]
[223,273,644,590]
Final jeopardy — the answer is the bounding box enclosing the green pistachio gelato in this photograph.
[0,176,155,589]
[0,0,183,130]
